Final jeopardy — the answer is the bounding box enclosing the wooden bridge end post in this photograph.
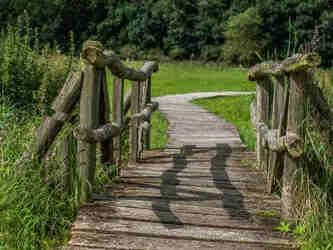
[77,63,101,204]
[282,71,307,219]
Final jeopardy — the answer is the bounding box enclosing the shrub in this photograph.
[200,45,224,62]
[223,7,266,66]
[0,19,77,114]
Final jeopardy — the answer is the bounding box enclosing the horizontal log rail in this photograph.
[29,40,159,205]
[248,53,332,219]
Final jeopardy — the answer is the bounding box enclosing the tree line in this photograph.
[0,0,332,66]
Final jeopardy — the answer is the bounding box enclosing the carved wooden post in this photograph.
[256,77,270,171]
[113,77,124,168]
[130,81,141,162]
[77,64,101,204]
[282,71,307,219]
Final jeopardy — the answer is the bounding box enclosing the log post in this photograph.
[77,64,101,204]
[267,75,286,193]
[113,77,124,168]
[282,71,307,219]
[130,81,141,162]
[256,77,271,172]
[99,69,114,166]
[143,78,152,150]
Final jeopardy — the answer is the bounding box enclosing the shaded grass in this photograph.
[192,95,256,151]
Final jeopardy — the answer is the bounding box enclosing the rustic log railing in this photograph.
[33,40,159,204]
[249,53,333,219]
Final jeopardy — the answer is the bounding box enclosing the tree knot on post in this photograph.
[81,40,106,68]
[284,133,303,158]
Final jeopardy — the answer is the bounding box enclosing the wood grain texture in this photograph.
[68,92,296,249]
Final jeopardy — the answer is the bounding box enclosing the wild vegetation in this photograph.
[0,1,332,66]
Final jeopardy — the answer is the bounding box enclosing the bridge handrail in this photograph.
[32,40,159,204]
[248,53,332,219]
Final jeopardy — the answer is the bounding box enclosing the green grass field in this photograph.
[146,62,256,149]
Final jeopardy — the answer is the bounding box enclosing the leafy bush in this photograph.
[200,45,224,62]
[0,18,77,114]
[223,7,266,66]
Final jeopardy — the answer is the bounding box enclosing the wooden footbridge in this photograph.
[30,41,332,249]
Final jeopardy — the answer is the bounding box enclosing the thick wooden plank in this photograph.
[67,231,292,250]
[71,219,294,247]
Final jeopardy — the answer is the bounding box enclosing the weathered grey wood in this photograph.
[35,112,69,159]
[129,81,141,162]
[78,65,101,204]
[282,71,307,219]
[74,123,120,143]
[267,76,285,193]
[99,70,114,166]
[256,78,270,171]
[58,131,76,194]
[123,90,132,115]
[113,77,125,168]
[68,91,295,250]
[248,53,321,81]
[81,40,158,81]
[51,71,83,113]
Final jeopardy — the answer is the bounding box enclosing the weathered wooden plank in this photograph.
[71,219,294,247]
[67,231,293,250]
[77,205,278,231]
[78,65,101,204]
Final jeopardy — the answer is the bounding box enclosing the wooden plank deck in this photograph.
[67,92,296,250]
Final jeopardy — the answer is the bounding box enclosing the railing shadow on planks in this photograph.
[248,53,333,220]
[32,40,159,205]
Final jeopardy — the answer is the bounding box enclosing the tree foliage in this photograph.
[0,0,332,66]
